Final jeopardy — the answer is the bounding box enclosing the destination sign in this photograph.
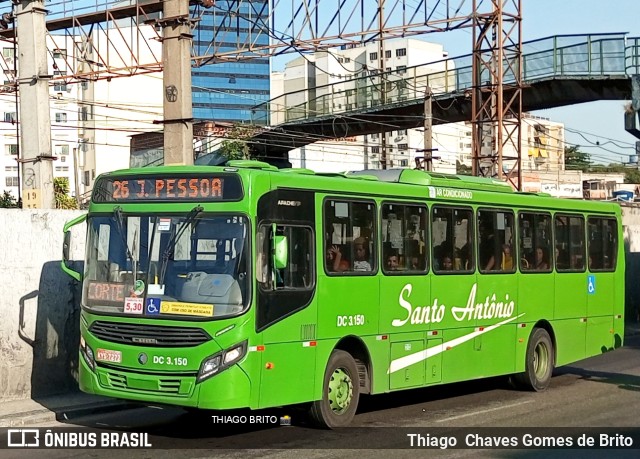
[92,174,243,203]
[86,281,127,305]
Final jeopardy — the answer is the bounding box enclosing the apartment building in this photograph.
[271,38,458,173]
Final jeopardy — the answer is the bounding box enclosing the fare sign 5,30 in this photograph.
[124,297,144,315]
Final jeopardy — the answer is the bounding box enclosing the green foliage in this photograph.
[564,146,591,171]
[624,168,640,184]
[54,177,78,209]
[456,160,472,176]
[0,190,18,208]
[218,124,261,161]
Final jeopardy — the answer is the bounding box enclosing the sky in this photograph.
[425,0,640,166]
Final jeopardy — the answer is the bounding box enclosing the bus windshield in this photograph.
[82,211,250,319]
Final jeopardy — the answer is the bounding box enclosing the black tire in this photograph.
[309,350,360,429]
[513,327,554,391]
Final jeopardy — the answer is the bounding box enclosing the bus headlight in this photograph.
[81,341,96,372]
[197,341,247,383]
[199,355,222,380]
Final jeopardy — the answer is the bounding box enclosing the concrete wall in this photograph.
[0,205,639,403]
[0,210,85,402]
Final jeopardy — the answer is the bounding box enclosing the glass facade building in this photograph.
[192,2,271,124]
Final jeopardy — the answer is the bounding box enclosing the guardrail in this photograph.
[255,33,636,125]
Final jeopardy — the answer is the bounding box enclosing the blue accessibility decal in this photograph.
[146,297,161,314]
[587,275,596,295]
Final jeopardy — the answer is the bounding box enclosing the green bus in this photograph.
[62,162,624,428]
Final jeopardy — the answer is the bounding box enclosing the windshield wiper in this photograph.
[159,206,204,283]
[113,206,138,282]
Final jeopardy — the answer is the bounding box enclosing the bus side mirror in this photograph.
[61,214,87,282]
[63,231,71,262]
[273,235,288,269]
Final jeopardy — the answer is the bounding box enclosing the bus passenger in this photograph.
[386,252,400,271]
[501,244,514,271]
[533,247,549,270]
[409,256,421,271]
[327,245,349,272]
[441,254,453,271]
[556,245,569,269]
[353,237,372,271]
[479,222,497,271]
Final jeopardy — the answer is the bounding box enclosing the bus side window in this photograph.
[382,203,427,274]
[478,209,515,273]
[324,199,376,274]
[519,212,552,273]
[554,214,585,272]
[588,217,617,272]
[432,205,473,274]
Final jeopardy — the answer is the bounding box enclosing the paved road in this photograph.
[3,335,639,458]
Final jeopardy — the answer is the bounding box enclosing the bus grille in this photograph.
[104,371,186,395]
[89,321,211,347]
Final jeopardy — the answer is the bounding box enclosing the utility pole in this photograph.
[416,87,438,171]
[16,0,55,208]
[378,0,387,169]
[423,87,433,171]
[161,0,193,165]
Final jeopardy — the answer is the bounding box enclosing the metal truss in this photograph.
[471,0,523,190]
[0,0,523,185]
[0,0,480,85]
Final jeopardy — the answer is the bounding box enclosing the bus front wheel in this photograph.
[309,350,360,428]
[514,327,554,391]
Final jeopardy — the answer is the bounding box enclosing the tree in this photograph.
[54,177,78,209]
[624,168,640,184]
[0,190,18,208]
[456,160,472,175]
[564,146,591,171]
[218,124,261,161]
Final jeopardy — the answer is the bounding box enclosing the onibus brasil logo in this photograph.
[388,283,523,374]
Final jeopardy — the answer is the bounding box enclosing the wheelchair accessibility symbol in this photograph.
[146,298,161,314]
[587,275,596,295]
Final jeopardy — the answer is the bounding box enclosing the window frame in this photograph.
[380,201,429,276]
[553,213,586,273]
[477,207,517,275]
[430,204,475,275]
[257,223,316,292]
[323,197,377,276]
[518,211,553,273]
[587,216,618,272]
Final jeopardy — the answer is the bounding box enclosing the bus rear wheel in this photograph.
[514,327,554,391]
[309,350,360,429]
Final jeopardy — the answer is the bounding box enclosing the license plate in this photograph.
[96,349,122,363]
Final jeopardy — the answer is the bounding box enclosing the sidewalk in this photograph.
[0,392,135,427]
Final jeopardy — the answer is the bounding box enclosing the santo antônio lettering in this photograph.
[392,283,515,327]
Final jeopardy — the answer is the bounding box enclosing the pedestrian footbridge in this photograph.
[251,33,640,159]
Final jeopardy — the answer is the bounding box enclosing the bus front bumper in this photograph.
[78,353,252,410]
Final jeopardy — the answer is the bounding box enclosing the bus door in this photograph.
[476,208,518,378]
[379,203,433,390]
[255,190,318,408]
[553,214,588,365]
[585,217,618,355]
[431,205,480,383]
[317,198,379,384]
